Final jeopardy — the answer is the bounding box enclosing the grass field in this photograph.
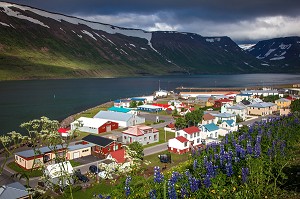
[7,162,43,178]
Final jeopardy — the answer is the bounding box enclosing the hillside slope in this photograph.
[0,2,269,80]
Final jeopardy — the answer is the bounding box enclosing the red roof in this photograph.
[225,92,236,96]
[286,96,296,101]
[202,113,215,121]
[58,128,70,133]
[175,136,189,143]
[152,103,170,108]
[167,123,175,128]
[183,126,200,134]
[216,98,232,103]
[109,148,125,163]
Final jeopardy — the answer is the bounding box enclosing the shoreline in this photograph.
[59,82,299,127]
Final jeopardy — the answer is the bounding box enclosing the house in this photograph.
[164,123,176,132]
[81,134,122,157]
[226,104,247,121]
[106,148,126,164]
[241,88,279,97]
[201,113,215,125]
[14,145,66,170]
[114,99,131,108]
[279,108,291,116]
[58,127,70,137]
[94,111,145,128]
[66,144,94,160]
[71,117,119,134]
[155,90,168,98]
[168,100,182,107]
[180,107,195,116]
[137,105,162,113]
[225,92,237,99]
[219,120,238,133]
[214,98,233,108]
[206,97,215,107]
[236,93,252,103]
[108,106,137,115]
[122,125,159,145]
[44,161,74,188]
[0,182,31,199]
[175,126,202,147]
[131,97,147,104]
[247,102,277,116]
[152,103,170,110]
[168,136,190,154]
[211,112,236,123]
[201,123,219,143]
[179,91,239,98]
[196,96,210,107]
[275,98,291,109]
[221,103,231,113]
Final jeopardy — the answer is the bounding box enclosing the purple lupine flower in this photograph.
[149,189,156,199]
[246,141,253,155]
[170,171,181,184]
[197,147,202,156]
[154,166,164,183]
[203,174,211,188]
[191,149,196,157]
[180,185,188,199]
[228,149,233,162]
[225,134,229,144]
[256,135,262,144]
[124,176,132,197]
[205,160,215,177]
[254,142,261,158]
[280,141,286,156]
[235,144,241,157]
[167,180,177,199]
[225,162,233,177]
[193,159,198,170]
[242,167,249,183]
[267,148,272,158]
[234,156,240,163]
[219,153,225,166]
[189,176,200,193]
[267,129,272,140]
[220,144,225,156]
[214,153,219,161]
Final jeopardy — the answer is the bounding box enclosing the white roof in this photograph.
[77,117,109,128]
[45,161,73,179]
[94,111,134,122]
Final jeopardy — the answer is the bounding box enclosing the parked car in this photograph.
[89,165,99,174]
[74,169,89,183]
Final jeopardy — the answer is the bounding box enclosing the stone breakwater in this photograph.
[60,101,113,127]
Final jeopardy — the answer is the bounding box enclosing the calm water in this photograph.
[0,73,299,134]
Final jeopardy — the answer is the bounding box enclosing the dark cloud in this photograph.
[5,0,300,43]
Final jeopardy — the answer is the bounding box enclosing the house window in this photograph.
[114,145,119,151]
[197,138,200,143]
[197,132,200,137]
[154,134,157,141]
[15,156,18,161]
[124,136,127,140]
[184,134,187,138]
[210,133,213,137]
[184,142,187,147]
[144,137,147,141]
[215,132,217,137]
[190,134,192,139]
[177,132,180,137]
[149,136,151,140]
[82,149,89,153]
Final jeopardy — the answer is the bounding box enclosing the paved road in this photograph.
[143,143,168,156]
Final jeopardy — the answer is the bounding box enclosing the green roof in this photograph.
[108,106,131,113]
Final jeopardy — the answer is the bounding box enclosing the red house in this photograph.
[213,98,233,108]
[71,117,119,134]
[81,135,123,157]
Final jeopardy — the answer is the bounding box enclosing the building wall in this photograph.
[280,108,291,116]
[15,155,44,170]
[123,132,159,145]
[98,122,119,133]
[176,130,202,146]
[168,139,189,151]
[247,107,272,116]
[276,100,291,109]
[67,147,91,160]
[236,95,250,103]
[168,147,189,154]
[93,142,122,156]
[226,109,247,121]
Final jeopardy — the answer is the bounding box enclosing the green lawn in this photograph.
[69,160,81,167]
[75,107,108,119]
[7,162,43,178]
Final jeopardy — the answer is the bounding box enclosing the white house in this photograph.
[94,111,145,128]
[155,90,168,98]
[114,99,131,108]
[241,88,279,97]
[71,117,119,134]
[175,126,202,147]
[168,136,190,154]
[236,93,252,103]
[201,113,215,125]
[221,103,231,113]
[225,104,247,121]
[168,100,182,107]
[122,125,159,145]
[200,123,219,144]
[211,112,236,123]
[219,119,238,134]
[44,161,74,188]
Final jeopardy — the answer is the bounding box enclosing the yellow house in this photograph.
[275,98,291,109]
[205,97,215,107]
[247,102,277,116]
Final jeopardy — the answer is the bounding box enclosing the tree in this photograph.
[290,99,300,113]
[130,100,137,108]
[175,117,187,130]
[185,109,204,126]
[137,101,143,106]
[128,142,144,160]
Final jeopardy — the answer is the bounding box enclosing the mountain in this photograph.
[0,2,269,80]
[246,36,300,71]
[238,44,256,51]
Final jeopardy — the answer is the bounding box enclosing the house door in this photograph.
[73,152,80,159]
[106,125,111,132]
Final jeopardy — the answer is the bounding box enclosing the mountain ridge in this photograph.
[0,1,291,80]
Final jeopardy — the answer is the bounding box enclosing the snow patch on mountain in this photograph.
[140,47,147,50]
[264,49,276,57]
[129,44,136,47]
[206,38,221,42]
[238,44,256,50]
[81,30,97,40]
[0,22,10,27]
[279,43,291,50]
[1,3,49,28]
[270,56,285,60]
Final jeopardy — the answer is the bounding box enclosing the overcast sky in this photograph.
[7,0,300,44]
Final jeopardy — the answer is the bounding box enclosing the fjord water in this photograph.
[0,74,299,134]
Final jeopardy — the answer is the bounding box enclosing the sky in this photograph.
[6,0,300,44]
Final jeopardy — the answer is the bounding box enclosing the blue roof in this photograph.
[114,99,131,103]
[15,145,65,158]
[203,123,219,132]
[131,97,146,101]
[212,112,235,118]
[237,93,252,96]
[223,119,235,127]
[108,106,131,113]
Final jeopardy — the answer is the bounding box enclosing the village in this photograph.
[1,85,299,198]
